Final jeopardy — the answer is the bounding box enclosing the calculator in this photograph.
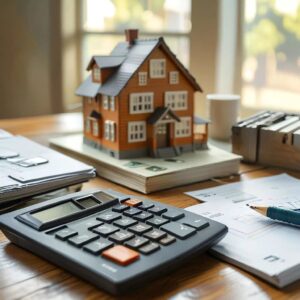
[0,189,227,295]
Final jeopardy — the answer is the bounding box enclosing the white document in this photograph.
[0,135,95,203]
[185,174,300,287]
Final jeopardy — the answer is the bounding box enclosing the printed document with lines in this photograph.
[185,174,300,287]
[0,134,95,204]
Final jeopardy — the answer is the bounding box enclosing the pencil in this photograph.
[247,205,300,226]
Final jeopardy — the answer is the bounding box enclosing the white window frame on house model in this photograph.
[129,93,154,114]
[138,72,148,86]
[175,116,192,137]
[104,120,115,141]
[93,67,101,81]
[128,121,147,142]
[169,71,179,84]
[85,119,91,133]
[165,91,188,110]
[92,119,99,136]
[103,95,109,110]
[109,96,115,111]
[150,59,166,78]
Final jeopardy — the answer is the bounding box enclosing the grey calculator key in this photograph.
[159,234,176,245]
[123,207,142,217]
[108,231,134,243]
[133,212,153,222]
[96,211,122,223]
[144,229,167,241]
[162,210,185,221]
[128,223,152,235]
[55,228,78,241]
[85,219,103,230]
[139,242,160,255]
[148,206,167,215]
[83,240,114,254]
[113,217,137,229]
[161,222,196,239]
[138,203,154,211]
[125,237,149,249]
[93,224,119,237]
[182,219,209,230]
[68,233,98,247]
[112,204,130,213]
[146,216,169,227]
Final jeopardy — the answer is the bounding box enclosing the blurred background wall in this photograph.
[0,0,63,118]
[1,0,299,119]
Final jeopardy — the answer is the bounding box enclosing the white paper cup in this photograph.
[207,94,240,140]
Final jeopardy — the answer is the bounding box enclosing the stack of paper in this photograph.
[186,174,300,287]
[0,132,95,204]
[50,134,241,194]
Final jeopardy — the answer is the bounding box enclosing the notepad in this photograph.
[186,174,300,288]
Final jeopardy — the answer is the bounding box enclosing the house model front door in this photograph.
[156,123,170,148]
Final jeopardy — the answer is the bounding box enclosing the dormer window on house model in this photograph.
[76,29,209,159]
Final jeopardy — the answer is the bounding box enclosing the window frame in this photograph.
[104,120,116,141]
[92,119,99,136]
[169,71,179,84]
[138,72,148,86]
[150,59,166,78]
[129,92,154,114]
[109,96,115,111]
[103,95,109,110]
[165,91,188,110]
[85,119,91,133]
[175,116,192,137]
[93,67,101,82]
[128,121,147,143]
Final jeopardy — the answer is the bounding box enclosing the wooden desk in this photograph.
[0,113,299,300]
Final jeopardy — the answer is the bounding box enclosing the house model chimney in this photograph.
[125,29,138,45]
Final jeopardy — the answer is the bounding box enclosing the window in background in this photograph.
[81,0,191,79]
[242,0,300,112]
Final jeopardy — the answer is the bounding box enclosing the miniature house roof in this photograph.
[76,37,203,98]
[194,115,210,125]
[147,106,181,125]
[86,56,126,70]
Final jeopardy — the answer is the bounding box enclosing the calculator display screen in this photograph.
[31,201,81,223]
[77,197,99,208]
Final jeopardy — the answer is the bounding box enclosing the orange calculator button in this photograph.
[102,245,140,266]
[124,199,143,207]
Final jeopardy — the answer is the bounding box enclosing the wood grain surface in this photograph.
[0,113,300,300]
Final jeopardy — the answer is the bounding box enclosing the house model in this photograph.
[76,29,209,159]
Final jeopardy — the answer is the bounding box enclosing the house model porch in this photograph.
[76,29,209,159]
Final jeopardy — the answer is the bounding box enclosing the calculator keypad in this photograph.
[55,228,78,241]
[113,217,137,229]
[146,216,169,227]
[139,242,160,255]
[108,230,134,243]
[148,206,167,215]
[93,224,119,237]
[83,239,114,254]
[125,236,149,249]
[160,222,196,239]
[51,196,210,268]
[123,207,142,217]
[68,233,98,247]
[96,211,122,223]
[128,223,152,235]
[144,229,167,241]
